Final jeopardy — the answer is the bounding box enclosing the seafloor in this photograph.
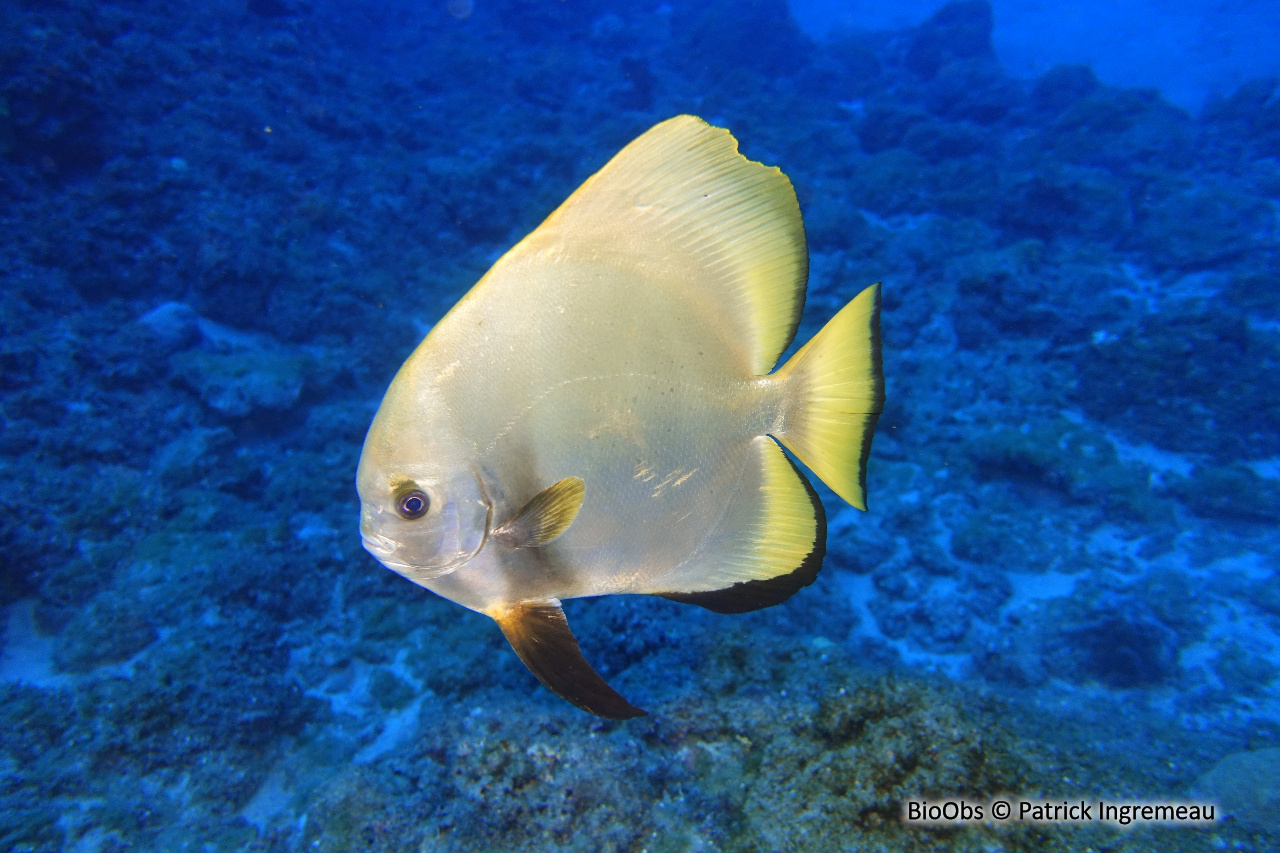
[2,0,1279,850]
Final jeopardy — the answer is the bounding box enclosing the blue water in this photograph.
[2,0,1278,850]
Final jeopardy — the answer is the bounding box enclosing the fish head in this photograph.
[356,402,491,582]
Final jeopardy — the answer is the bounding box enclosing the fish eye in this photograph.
[395,487,430,520]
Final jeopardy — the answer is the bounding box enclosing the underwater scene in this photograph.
[3,0,1279,850]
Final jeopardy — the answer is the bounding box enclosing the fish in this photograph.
[356,115,884,718]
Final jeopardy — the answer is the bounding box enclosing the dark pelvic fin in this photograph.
[492,477,586,549]
[659,452,826,614]
[493,600,647,719]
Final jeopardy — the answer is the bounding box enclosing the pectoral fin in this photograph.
[493,600,647,719]
[492,477,585,549]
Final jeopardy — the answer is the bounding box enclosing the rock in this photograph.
[172,348,307,417]
[905,0,995,80]
[1195,748,1280,833]
[152,427,235,488]
[826,509,896,573]
[1061,612,1180,688]
[902,118,987,162]
[1165,463,1280,524]
[1135,183,1272,269]
[963,417,1164,521]
[858,102,929,154]
[1035,87,1195,172]
[916,592,973,648]
[1076,306,1280,458]
[1030,64,1102,114]
[1213,642,1280,698]
[973,628,1049,687]
[0,342,39,390]
[997,165,1132,243]
[1202,77,1278,127]
[136,301,201,351]
[672,0,812,78]
[53,597,158,672]
[923,58,1022,124]
[369,668,415,711]
[170,322,310,417]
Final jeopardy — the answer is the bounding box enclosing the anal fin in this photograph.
[652,436,825,613]
[658,547,822,613]
[492,600,647,720]
[659,444,825,613]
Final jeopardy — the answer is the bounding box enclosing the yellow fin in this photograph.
[493,477,585,548]
[774,283,885,510]
[652,436,823,596]
[659,438,825,612]
[501,115,807,376]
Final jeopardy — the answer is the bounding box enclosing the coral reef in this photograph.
[1195,748,1280,834]
[0,0,1277,849]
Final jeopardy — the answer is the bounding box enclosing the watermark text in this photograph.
[903,798,1216,827]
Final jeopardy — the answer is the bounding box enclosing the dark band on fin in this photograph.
[659,453,826,614]
[493,477,586,549]
[855,285,884,506]
[493,600,647,719]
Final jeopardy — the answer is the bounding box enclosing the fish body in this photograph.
[357,116,884,717]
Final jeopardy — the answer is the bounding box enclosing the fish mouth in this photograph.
[361,532,464,580]
[361,532,401,563]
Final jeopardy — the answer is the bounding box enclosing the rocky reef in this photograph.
[1,0,1277,850]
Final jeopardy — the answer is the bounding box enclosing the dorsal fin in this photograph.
[500,115,808,376]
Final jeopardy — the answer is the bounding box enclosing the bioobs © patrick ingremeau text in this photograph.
[904,798,1217,827]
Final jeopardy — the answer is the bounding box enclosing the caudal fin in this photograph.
[773,283,884,510]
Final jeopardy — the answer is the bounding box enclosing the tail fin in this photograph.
[773,283,884,511]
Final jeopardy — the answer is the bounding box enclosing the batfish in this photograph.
[357,115,884,718]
